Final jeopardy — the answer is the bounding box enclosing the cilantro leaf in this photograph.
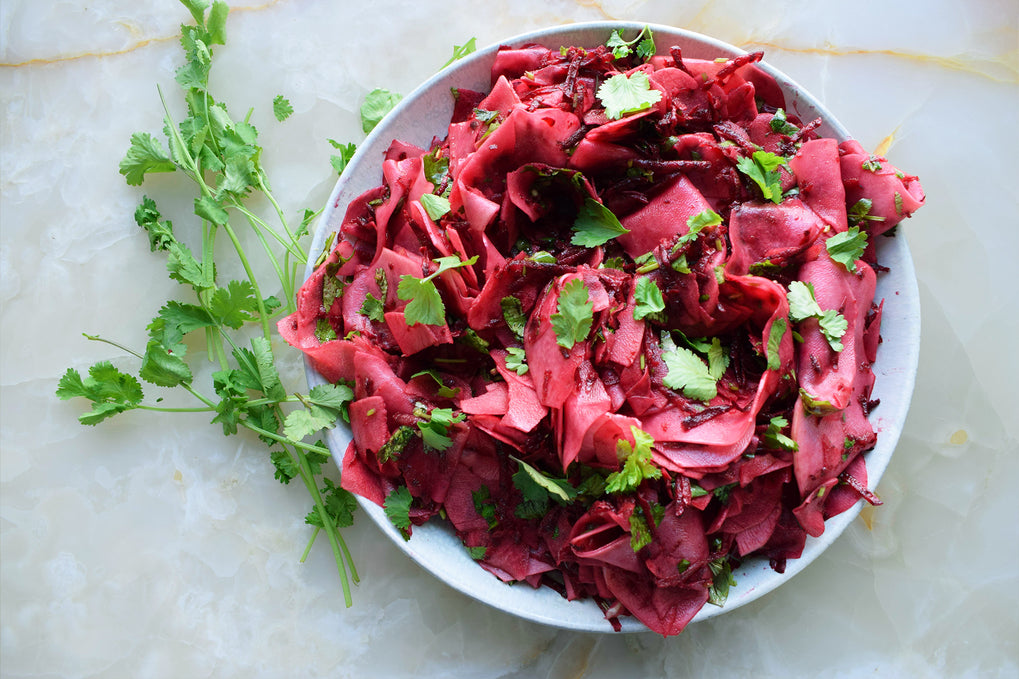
[505,347,529,376]
[283,404,337,441]
[707,558,736,606]
[550,278,594,350]
[605,426,661,494]
[826,226,868,273]
[706,337,729,380]
[416,406,464,451]
[139,340,193,387]
[514,457,577,503]
[134,197,175,251]
[787,280,848,353]
[570,198,629,247]
[357,289,384,321]
[736,150,788,204]
[662,344,717,401]
[56,362,144,426]
[272,95,293,122]
[208,280,259,328]
[597,71,662,119]
[629,512,653,552]
[120,132,176,186]
[441,38,477,69]
[787,281,824,321]
[501,296,527,338]
[633,276,665,321]
[769,108,799,136]
[328,139,357,176]
[305,478,357,530]
[398,276,445,326]
[419,193,451,221]
[819,310,848,352]
[605,26,655,61]
[384,486,414,540]
[360,88,402,134]
[763,416,799,451]
[766,317,787,371]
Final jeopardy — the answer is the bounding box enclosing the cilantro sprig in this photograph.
[605,25,656,61]
[398,254,478,326]
[736,150,789,204]
[597,70,662,120]
[551,278,595,349]
[59,0,373,608]
[787,281,848,352]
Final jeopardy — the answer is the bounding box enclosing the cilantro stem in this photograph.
[137,404,215,413]
[239,421,330,456]
[300,527,320,563]
[219,220,273,341]
[82,333,144,360]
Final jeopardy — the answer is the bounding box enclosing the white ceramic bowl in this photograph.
[303,22,921,633]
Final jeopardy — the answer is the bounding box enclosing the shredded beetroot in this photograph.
[281,40,924,636]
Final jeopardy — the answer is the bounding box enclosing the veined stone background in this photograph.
[1,1,1016,677]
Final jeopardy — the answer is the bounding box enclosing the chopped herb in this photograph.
[505,346,529,375]
[605,426,661,494]
[847,198,885,227]
[826,226,868,273]
[384,486,414,540]
[501,296,527,338]
[762,416,798,451]
[398,255,478,326]
[662,340,718,401]
[597,71,662,119]
[769,108,799,136]
[571,198,629,247]
[736,150,788,204]
[550,278,594,350]
[633,276,666,321]
[766,317,787,371]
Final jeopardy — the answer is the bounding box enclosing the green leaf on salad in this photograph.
[605,426,661,494]
[571,198,629,247]
[550,278,594,350]
[505,347,529,375]
[762,416,798,451]
[419,193,451,221]
[826,226,868,273]
[766,317,787,371]
[633,276,666,321]
[769,108,799,136]
[384,486,414,540]
[597,70,662,119]
[736,150,787,204]
[501,296,527,338]
[662,343,717,402]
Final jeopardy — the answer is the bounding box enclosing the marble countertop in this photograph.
[2,1,1017,677]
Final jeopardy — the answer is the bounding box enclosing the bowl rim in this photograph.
[303,21,921,634]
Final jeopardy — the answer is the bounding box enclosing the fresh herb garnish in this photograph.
[570,198,629,247]
[736,150,788,204]
[661,333,719,402]
[769,108,799,136]
[604,426,661,493]
[605,25,656,61]
[825,226,869,273]
[633,276,666,321]
[597,70,663,120]
[398,255,478,326]
[550,278,594,349]
[384,486,414,540]
[60,0,364,607]
[272,94,294,122]
[505,347,529,375]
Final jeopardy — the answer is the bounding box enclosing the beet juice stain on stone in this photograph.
[283,23,924,636]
